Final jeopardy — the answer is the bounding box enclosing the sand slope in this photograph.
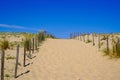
[16,39,120,80]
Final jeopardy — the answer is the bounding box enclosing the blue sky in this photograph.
[0,0,120,38]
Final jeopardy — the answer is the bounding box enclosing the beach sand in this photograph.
[15,38,120,80]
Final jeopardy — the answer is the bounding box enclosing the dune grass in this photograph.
[86,39,92,43]
[102,37,120,58]
[24,34,32,51]
[0,38,10,50]
[38,31,46,42]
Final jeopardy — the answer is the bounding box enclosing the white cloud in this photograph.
[0,24,39,31]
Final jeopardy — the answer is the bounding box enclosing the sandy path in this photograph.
[16,39,120,80]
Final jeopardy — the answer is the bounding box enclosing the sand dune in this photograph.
[16,39,120,80]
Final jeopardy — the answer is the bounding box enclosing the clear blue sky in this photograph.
[0,0,120,38]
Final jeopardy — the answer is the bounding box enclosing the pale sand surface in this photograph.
[15,39,120,80]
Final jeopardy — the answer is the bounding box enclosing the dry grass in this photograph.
[0,39,10,50]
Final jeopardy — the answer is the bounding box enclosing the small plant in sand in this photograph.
[86,39,92,43]
[0,39,10,50]
[100,42,104,47]
[9,43,14,49]
[18,62,21,66]
[5,74,10,77]
[6,56,16,60]
[102,47,110,56]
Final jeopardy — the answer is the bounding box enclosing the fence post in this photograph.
[1,50,5,80]
[73,32,75,39]
[29,40,31,59]
[98,34,100,48]
[106,35,109,53]
[32,38,34,53]
[74,32,76,39]
[78,33,79,40]
[78,33,80,40]
[92,33,95,46]
[35,37,37,50]
[23,43,26,67]
[15,45,19,78]
[37,36,39,47]
[70,33,72,39]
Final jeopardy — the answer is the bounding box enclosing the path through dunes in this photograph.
[16,39,120,80]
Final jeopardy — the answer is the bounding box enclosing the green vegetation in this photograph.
[5,74,10,77]
[24,34,32,51]
[46,33,56,39]
[18,62,21,66]
[38,31,46,42]
[6,56,16,60]
[101,35,107,40]
[100,42,104,47]
[115,42,120,57]
[0,39,10,50]
[86,39,92,43]
[102,37,120,58]
[102,48,110,56]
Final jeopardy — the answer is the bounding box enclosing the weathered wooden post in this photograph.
[1,50,5,80]
[77,33,79,40]
[76,32,77,39]
[106,35,109,54]
[78,33,80,40]
[72,33,73,39]
[29,40,31,59]
[71,33,73,39]
[83,34,85,42]
[77,32,79,40]
[32,38,34,53]
[92,33,95,46]
[74,32,76,39]
[23,43,26,67]
[35,37,37,50]
[71,33,72,39]
[37,36,40,47]
[112,35,115,54]
[15,45,19,78]
[115,38,120,56]
[98,34,100,48]
[73,32,75,38]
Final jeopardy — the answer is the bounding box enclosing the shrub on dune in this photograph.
[0,39,10,50]
[86,39,92,43]
[102,48,110,56]
[23,34,32,51]
[38,31,46,42]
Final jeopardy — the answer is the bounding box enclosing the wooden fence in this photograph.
[70,32,113,53]
[0,37,39,80]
